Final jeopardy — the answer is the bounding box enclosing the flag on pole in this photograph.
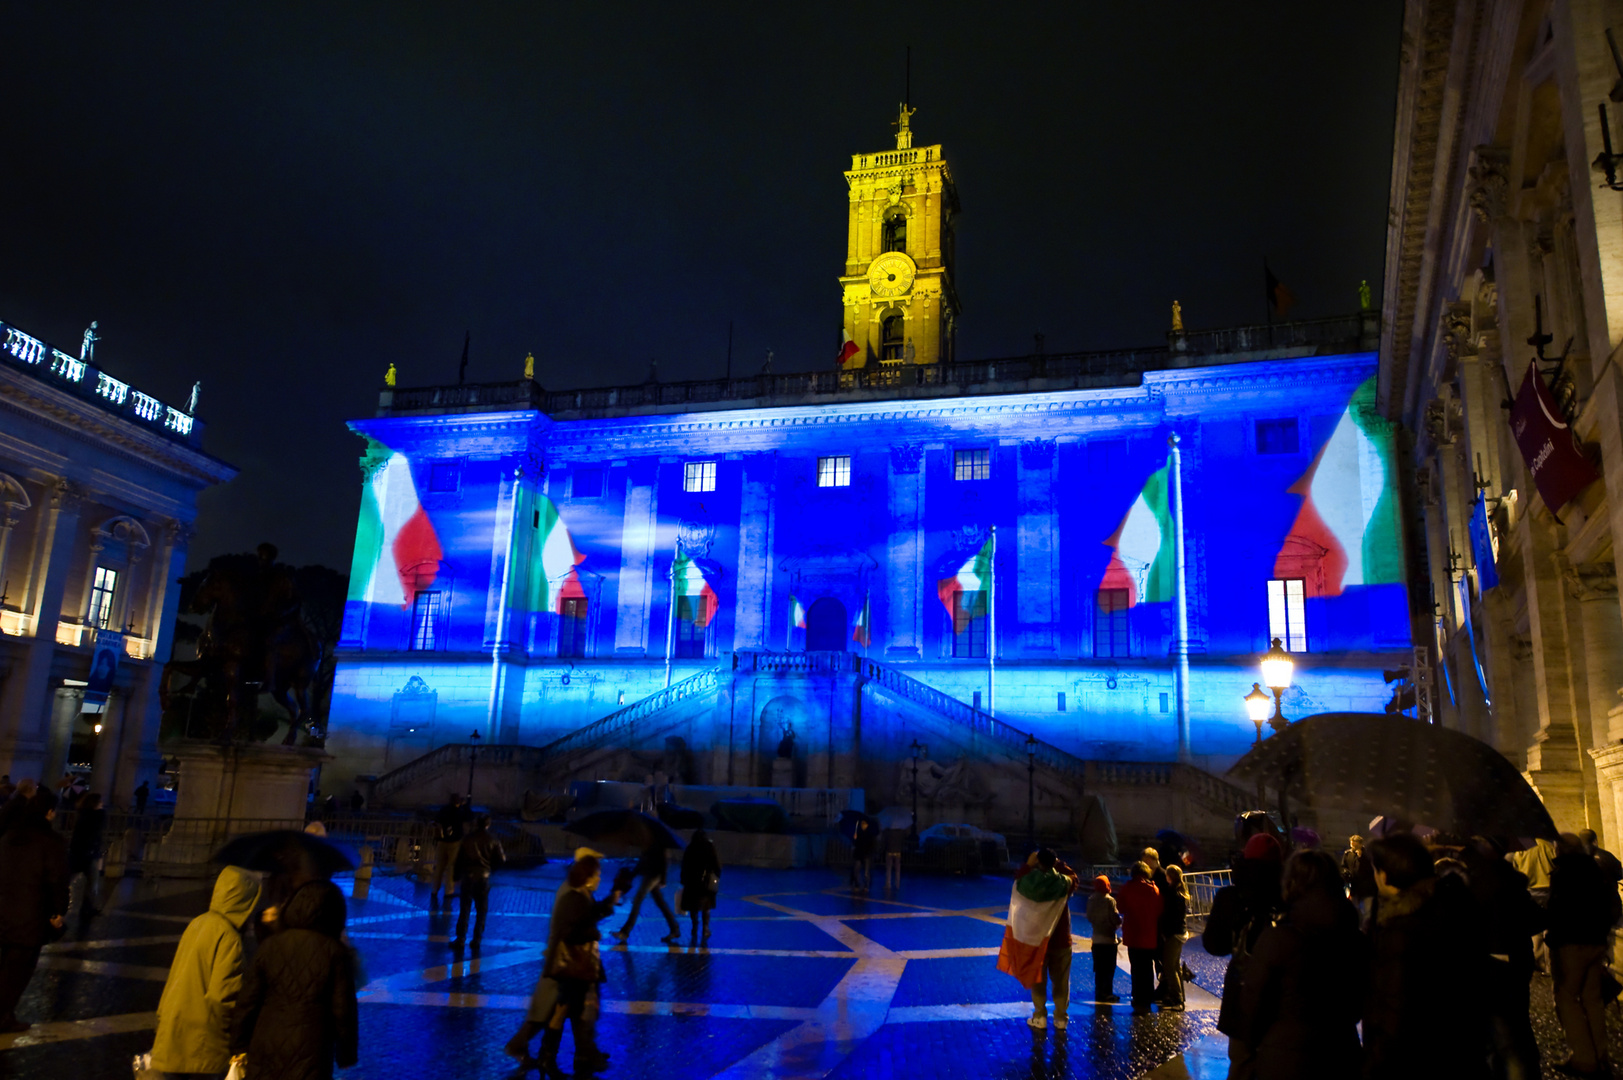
[836,327,859,367]
[530,495,587,612]
[1271,376,1402,595]
[349,439,444,608]
[789,595,807,629]
[1265,263,1295,319]
[937,536,994,617]
[1101,461,1174,606]
[853,591,871,647]
[995,871,1072,986]
[673,548,719,627]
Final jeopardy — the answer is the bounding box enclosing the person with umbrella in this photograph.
[849,816,877,895]
[429,792,470,911]
[1547,831,1619,1077]
[451,813,505,950]
[680,828,721,944]
[1203,832,1285,1076]
[149,865,261,1077]
[613,840,682,944]
[0,788,67,1033]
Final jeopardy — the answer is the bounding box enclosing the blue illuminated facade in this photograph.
[327,332,1413,799]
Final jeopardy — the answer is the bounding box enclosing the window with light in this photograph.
[86,567,119,630]
[954,448,991,481]
[410,591,442,651]
[817,456,851,487]
[1267,578,1307,651]
[683,461,716,492]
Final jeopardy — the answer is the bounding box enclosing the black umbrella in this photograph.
[565,810,685,851]
[838,809,877,842]
[655,803,705,830]
[1227,712,1558,841]
[212,830,357,877]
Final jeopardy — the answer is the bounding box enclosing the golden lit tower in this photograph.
[839,105,959,368]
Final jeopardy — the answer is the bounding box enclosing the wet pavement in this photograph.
[0,864,1222,1079]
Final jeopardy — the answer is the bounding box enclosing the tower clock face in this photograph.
[868,252,917,298]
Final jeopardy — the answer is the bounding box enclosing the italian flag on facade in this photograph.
[836,327,859,367]
[996,870,1072,987]
[789,595,806,629]
[348,439,444,607]
[673,547,720,627]
[1273,375,1403,595]
[852,591,872,647]
[937,536,993,617]
[530,495,587,612]
[1101,461,1175,606]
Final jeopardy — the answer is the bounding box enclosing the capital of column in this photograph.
[1563,560,1618,602]
[1019,438,1057,470]
[889,444,923,475]
[50,477,87,513]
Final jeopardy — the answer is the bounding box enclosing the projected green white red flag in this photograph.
[673,548,719,627]
[937,536,993,616]
[531,495,586,612]
[1102,461,1174,606]
[350,440,443,607]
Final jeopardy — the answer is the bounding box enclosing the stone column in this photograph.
[885,444,924,660]
[107,521,190,808]
[614,463,660,656]
[1569,561,1623,849]
[1017,439,1057,652]
[1520,513,1589,831]
[0,479,84,777]
[0,500,23,600]
[731,457,773,650]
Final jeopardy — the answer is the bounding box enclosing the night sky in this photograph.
[0,3,1402,571]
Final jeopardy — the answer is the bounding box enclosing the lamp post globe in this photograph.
[1244,683,1272,745]
[1259,638,1294,733]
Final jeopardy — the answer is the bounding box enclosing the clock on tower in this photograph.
[837,105,959,369]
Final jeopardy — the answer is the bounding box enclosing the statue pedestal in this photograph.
[153,741,330,870]
[771,757,795,789]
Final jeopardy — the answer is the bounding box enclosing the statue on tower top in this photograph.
[894,103,916,150]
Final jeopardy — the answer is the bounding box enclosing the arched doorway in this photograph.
[805,597,847,652]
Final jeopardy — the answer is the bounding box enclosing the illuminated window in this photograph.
[954,448,991,481]
[881,210,908,254]
[1256,418,1300,455]
[410,591,442,651]
[1267,578,1307,651]
[573,468,603,499]
[881,314,905,362]
[429,463,460,492]
[86,567,119,630]
[683,461,716,493]
[559,597,588,658]
[675,596,707,658]
[1094,588,1130,658]
[817,456,851,487]
[951,590,988,658]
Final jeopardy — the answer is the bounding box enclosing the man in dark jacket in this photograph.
[1462,837,1544,1080]
[1363,832,1490,1080]
[1203,832,1284,1079]
[452,814,506,949]
[0,789,68,1032]
[612,843,680,944]
[1578,828,1623,885]
[428,793,469,910]
[1548,832,1618,1077]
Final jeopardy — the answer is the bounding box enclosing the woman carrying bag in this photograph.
[680,829,722,943]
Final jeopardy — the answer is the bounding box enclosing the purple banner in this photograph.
[1510,361,1599,513]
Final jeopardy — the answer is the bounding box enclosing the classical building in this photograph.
[330,111,1408,848]
[1379,0,1623,846]
[0,317,236,805]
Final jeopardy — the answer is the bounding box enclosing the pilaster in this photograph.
[885,444,924,660]
[1521,511,1589,831]
[1016,439,1057,652]
[614,462,660,656]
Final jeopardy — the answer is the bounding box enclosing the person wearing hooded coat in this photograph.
[232,880,358,1080]
[1547,831,1620,1077]
[680,829,721,942]
[1241,849,1368,1080]
[151,865,262,1078]
[1085,875,1121,1003]
[0,788,67,1033]
[1202,832,1284,1080]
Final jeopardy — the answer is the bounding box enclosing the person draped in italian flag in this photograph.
[347,439,444,608]
[1101,460,1174,605]
[997,851,1078,1029]
[937,535,993,618]
[852,591,872,648]
[529,495,586,612]
[1273,375,1402,595]
[672,546,719,627]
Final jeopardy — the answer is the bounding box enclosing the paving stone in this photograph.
[15,971,163,1024]
[846,915,1002,952]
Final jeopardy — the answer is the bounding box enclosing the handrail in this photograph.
[532,667,721,762]
[372,743,470,801]
[1089,760,1254,817]
[849,654,1088,783]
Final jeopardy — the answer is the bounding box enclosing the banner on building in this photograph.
[83,629,123,710]
[1509,361,1598,514]
[1468,495,1499,592]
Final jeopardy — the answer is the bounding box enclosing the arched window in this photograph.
[881,210,908,254]
[881,313,905,363]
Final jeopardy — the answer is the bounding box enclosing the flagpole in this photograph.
[664,538,680,689]
[1168,433,1191,762]
[987,525,996,716]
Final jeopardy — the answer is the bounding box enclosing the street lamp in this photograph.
[1244,683,1272,745]
[1025,732,1037,854]
[467,729,482,799]
[908,738,927,850]
[1260,638,1294,734]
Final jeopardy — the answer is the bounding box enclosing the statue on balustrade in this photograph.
[160,543,324,746]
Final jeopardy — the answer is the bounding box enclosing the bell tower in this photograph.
[840,105,959,368]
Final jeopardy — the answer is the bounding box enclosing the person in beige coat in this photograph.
[151,865,261,1078]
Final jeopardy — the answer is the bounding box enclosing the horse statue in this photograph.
[161,544,323,745]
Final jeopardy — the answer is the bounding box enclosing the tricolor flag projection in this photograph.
[349,441,443,608]
[937,536,993,617]
[673,548,720,628]
[530,495,587,612]
[1101,462,1174,606]
[853,592,872,647]
[995,871,1072,986]
[1273,376,1403,596]
[789,595,807,629]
